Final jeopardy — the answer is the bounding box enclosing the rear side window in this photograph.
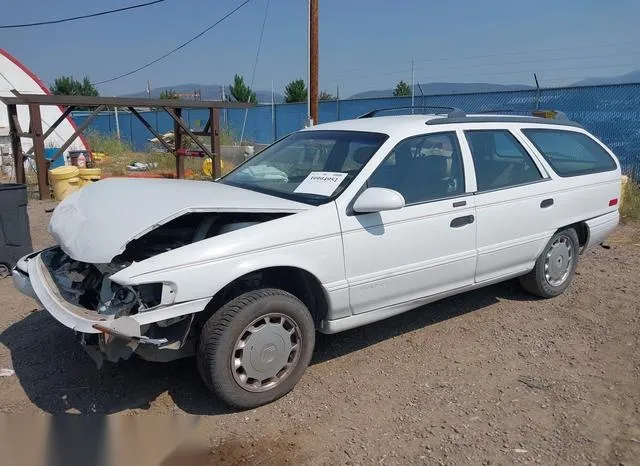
[522,129,617,177]
[465,130,543,192]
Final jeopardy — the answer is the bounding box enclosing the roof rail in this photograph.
[357,106,466,119]
[476,109,570,120]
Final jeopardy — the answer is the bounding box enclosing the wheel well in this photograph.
[561,221,588,247]
[200,267,329,328]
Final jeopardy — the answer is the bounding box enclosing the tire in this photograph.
[520,228,580,298]
[197,288,315,409]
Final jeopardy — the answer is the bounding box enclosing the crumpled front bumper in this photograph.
[12,250,211,338]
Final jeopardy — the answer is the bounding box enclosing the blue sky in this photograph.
[2,0,640,97]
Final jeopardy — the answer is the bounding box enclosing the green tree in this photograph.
[284,79,307,103]
[393,80,411,97]
[227,74,257,103]
[50,76,99,97]
[319,90,334,101]
[159,88,179,100]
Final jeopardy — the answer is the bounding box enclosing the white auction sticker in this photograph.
[294,172,348,196]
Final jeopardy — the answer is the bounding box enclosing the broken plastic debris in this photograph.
[0,368,15,377]
[514,448,528,454]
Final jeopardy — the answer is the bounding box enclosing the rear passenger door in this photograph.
[463,129,556,283]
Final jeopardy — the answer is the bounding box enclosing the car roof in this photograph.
[302,113,582,136]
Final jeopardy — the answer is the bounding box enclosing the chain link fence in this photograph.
[75,83,640,178]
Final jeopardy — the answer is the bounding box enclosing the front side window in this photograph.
[368,132,465,205]
[522,129,617,177]
[465,130,543,191]
[220,130,388,205]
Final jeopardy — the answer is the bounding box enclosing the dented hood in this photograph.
[49,178,310,263]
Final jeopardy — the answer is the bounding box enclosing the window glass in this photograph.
[368,132,465,204]
[465,130,542,191]
[221,131,388,205]
[522,129,617,177]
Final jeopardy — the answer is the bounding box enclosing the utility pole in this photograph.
[309,0,319,126]
[411,59,415,111]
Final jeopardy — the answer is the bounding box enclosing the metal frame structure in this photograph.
[1,91,252,199]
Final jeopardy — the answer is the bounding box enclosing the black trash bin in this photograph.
[0,183,33,278]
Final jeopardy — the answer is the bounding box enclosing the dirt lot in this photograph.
[0,200,639,465]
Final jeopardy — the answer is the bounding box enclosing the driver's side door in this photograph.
[339,131,477,315]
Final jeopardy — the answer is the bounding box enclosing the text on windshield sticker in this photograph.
[293,172,348,197]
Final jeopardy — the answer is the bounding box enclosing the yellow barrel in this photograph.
[78,167,102,187]
[48,166,80,201]
[202,157,233,177]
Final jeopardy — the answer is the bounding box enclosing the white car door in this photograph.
[462,128,556,283]
[338,131,477,315]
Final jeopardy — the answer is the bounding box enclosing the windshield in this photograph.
[219,130,389,205]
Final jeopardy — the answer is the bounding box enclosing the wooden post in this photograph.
[211,108,221,179]
[28,104,49,199]
[7,104,25,184]
[173,108,184,179]
[309,0,319,125]
[26,106,74,155]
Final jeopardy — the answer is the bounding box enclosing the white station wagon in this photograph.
[13,108,621,408]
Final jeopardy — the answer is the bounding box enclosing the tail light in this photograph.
[609,198,618,207]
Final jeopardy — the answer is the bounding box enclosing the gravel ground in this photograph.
[0,200,639,465]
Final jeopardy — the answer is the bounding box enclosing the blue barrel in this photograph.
[45,147,65,168]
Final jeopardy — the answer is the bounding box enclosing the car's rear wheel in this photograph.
[520,228,579,298]
[197,288,315,409]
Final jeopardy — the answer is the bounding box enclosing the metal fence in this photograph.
[73,82,640,177]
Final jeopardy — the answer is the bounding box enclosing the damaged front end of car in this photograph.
[40,246,197,367]
[16,210,292,368]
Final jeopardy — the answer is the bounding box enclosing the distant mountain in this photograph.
[349,82,534,99]
[122,83,284,104]
[570,70,640,86]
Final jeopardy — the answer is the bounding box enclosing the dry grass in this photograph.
[87,131,207,179]
[620,178,640,221]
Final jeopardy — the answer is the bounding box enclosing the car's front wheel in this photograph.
[520,228,580,298]
[197,288,315,409]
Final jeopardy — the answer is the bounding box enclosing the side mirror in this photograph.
[353,187,405,214]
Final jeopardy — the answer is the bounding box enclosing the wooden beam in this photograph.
[48,105,105,162]
[26,106,75,155]
[28,104,49,199]
[128,106,173,153]
[211,108,221,179]
[2,92,253,110]
[165,106,215,159]
[171,108,184,179]
[7,104,25,184]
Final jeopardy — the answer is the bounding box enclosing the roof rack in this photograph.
[357,106,466,119]
[425,115,583,128]
[475,109,570,120]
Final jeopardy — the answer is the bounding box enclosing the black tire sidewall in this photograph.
[198,289,315,409]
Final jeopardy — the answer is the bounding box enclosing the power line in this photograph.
[328,53,640,83]
[241,0,270,142]
[93,0,253,85]
[0,0,169,29]
[337,40,637,76]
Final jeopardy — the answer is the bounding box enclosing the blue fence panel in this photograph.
[274,102,307,140]
[73,83,640,174]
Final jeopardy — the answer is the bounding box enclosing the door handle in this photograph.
[452,200,467,208]
[450,215,475,228]
[540,198,554,208]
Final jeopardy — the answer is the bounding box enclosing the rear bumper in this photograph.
[12,251,211,336]
[584,210,619,251]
